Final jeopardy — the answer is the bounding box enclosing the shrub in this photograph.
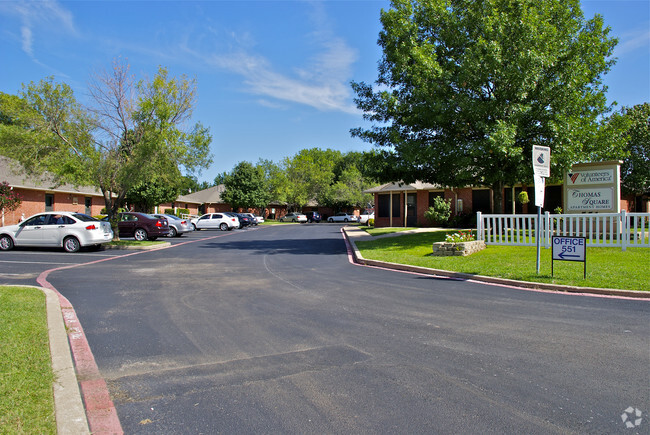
[517,191,530,205]
[176,208,190,217]
[367,218,375,227]
[424,197,452,226]
[164,208,175,215]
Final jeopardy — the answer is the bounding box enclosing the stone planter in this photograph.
[432,240,486,257]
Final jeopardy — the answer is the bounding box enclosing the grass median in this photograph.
[355,230,650,291]
[0,286,56,434]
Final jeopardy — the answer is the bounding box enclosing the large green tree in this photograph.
[351,0,618,213]
[619,103,650,196]
[282,148,342,210]
[221,161,271,211]
[0,60,212,235]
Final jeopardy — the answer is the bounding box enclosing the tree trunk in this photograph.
[492,180,505,214]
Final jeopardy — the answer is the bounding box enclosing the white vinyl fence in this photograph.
[476,211,650,251]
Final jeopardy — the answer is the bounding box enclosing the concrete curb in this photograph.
[11,285,92,434]
[342,227,650,300]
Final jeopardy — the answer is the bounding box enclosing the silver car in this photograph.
[153,214,194,237]
[327,212,359,223]
[0,212,113,252]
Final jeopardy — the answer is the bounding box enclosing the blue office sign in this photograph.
[552,236,586,278]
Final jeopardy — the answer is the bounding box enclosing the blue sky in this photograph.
[1,1,648,184]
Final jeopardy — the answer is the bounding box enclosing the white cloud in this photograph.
[182,3,361,115]
[20,25,33,56]
[614,28,650,56]
[0,0,76,59]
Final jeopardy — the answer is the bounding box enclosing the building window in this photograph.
[378,193,401,218]
[472,189,491,214]
[429,191,444,207]
[378,194,390,218]
[45,194,54,212]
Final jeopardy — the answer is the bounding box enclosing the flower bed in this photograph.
[432,240,486,256]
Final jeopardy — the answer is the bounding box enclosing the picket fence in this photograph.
[476,211,650,251]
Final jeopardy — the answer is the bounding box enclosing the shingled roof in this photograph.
[0,156,104,197]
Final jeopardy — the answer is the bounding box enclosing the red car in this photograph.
[112,212,170,241]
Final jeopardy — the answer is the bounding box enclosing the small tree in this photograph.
[424,196,452,226]
[0,182,22,224]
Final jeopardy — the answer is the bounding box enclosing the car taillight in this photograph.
[156,220,163,227]
[181,220,187,224]
[85,224,97,230]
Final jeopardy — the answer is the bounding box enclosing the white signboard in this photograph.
[566,188,613,211]
[533,174,545,207]
[532,146,550,177]
[552,237,586,262]
[567,169,614,186]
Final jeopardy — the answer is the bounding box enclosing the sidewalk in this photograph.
[342,226,650,299]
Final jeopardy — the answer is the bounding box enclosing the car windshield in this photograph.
[71,213,99,222]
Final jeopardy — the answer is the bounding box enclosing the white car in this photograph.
[0,212,113,252]
[191,213,239,231]
[327,212,359,223]
[358,212,375,224]
[280,213,307,223]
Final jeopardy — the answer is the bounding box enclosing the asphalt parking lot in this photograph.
[2,223,648,433]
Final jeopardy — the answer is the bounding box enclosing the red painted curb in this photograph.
[36,231,234,433]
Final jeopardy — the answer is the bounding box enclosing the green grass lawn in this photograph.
[0,286,56,434]
[361,226,418,236]
[107,239,167,247]
[355,231,650,291]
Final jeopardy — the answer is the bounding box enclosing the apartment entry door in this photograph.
[407,193,417,227]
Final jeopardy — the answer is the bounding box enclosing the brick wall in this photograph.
[1,188,106,226]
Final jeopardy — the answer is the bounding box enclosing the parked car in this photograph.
[191,213,239,231]
[232,213,254,228]
[106,212,170,241]
[327,212,359,223]
[305,211,321,223]
[253,214,265,224]
[280,212,307,223]
[358,212,375,224]
[240,213,260,225]
[152,214,194,237]
[0,212,113,252]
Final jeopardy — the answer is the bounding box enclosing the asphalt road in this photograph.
[2,224,648,433]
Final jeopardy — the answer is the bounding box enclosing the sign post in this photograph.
[532,146,550,275]
[552,236,587,278]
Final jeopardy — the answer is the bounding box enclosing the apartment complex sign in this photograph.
[567,169,615,186]
[564,161,621,213]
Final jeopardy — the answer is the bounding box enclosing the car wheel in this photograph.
[134,228,148,241]
[0,235,14,251]
[192,224,199,231]
[168,227,177,237]
[328,218,333,222]
[344,218,348,222]
[220,223,228,231]
[63,236,80,253]
[292,219,296,222]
